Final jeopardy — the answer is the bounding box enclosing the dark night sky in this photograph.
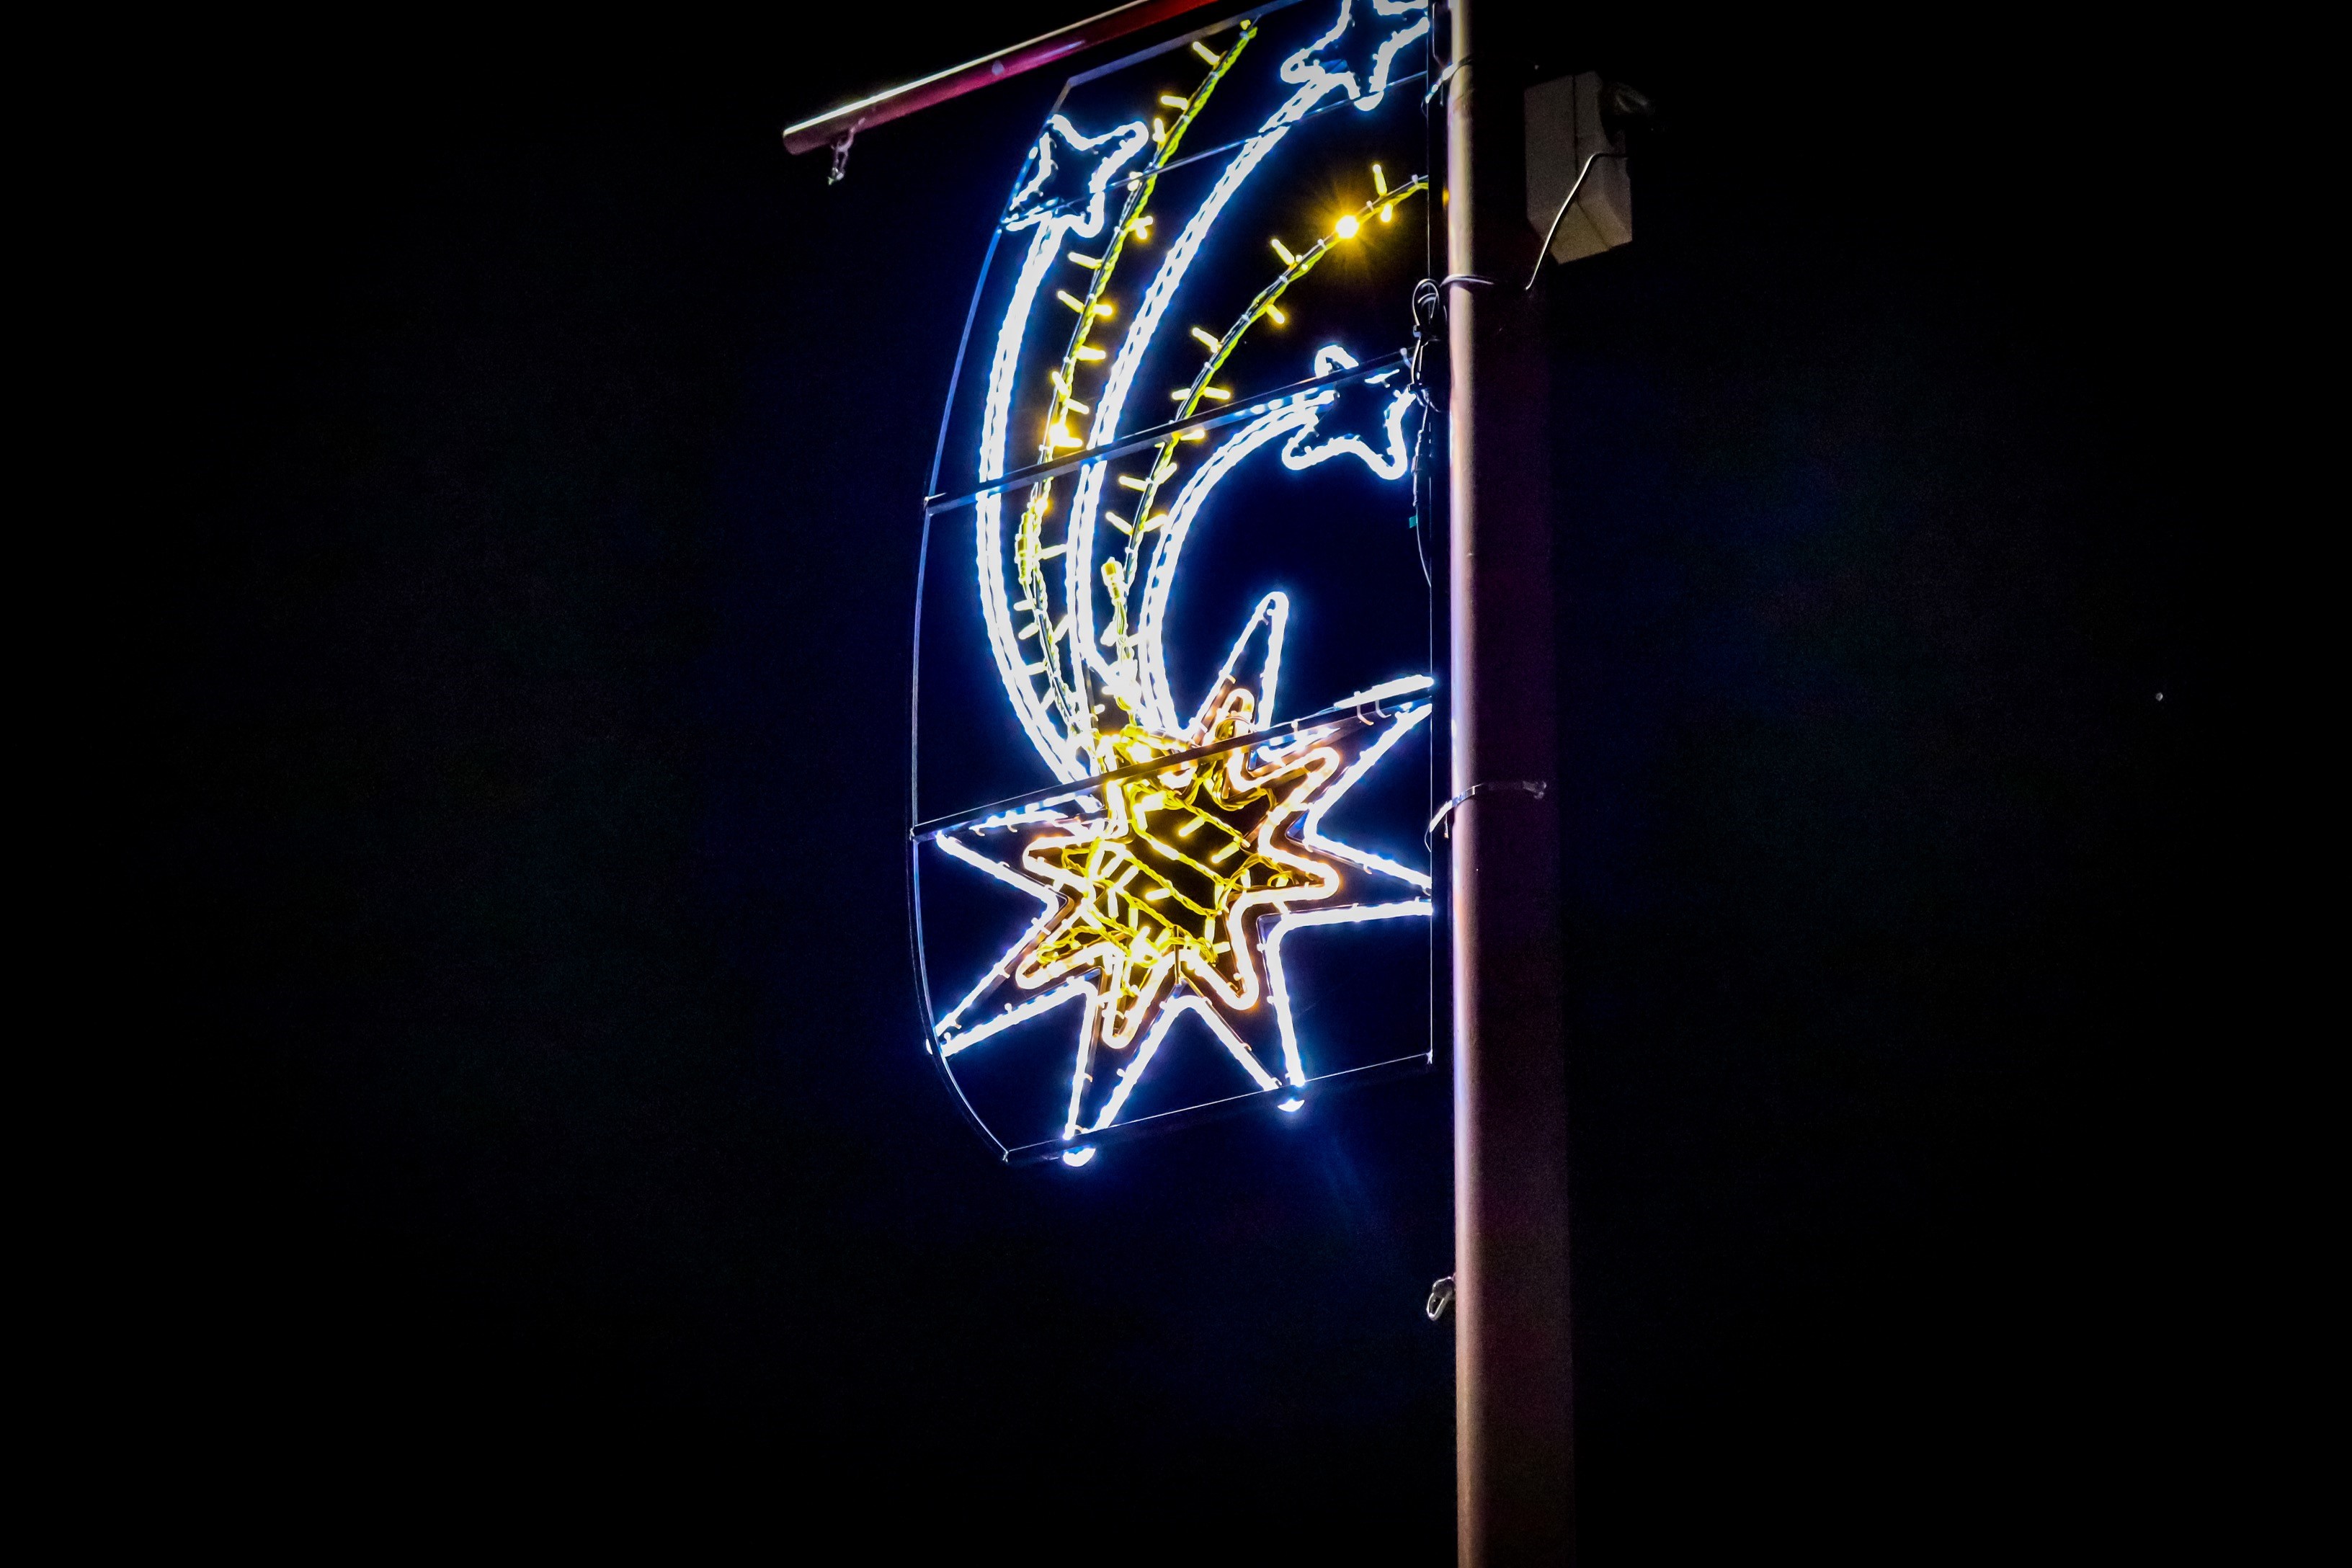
[150,6,2209,1555]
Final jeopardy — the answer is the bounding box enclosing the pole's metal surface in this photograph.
[1446,0,1572,1561]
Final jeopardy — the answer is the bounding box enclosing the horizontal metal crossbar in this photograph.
[782,0,1229,155]
[922,349,1410,516]
[911,684,1433,841]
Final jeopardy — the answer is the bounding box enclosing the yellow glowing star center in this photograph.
[1016,691,1342,1050]
[933,658,1433,1146]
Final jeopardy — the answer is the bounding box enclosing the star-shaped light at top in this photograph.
[933,609,1432,1147]
[1283,345,1415,479]
[1279,0,1431,111]
[1004,112,1152,236]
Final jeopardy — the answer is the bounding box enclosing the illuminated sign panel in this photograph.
[914,0,1438,1162]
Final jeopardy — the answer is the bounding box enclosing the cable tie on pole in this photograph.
[1425,779,1549,847]
[1423,58,1465,107]
[1408,277,1481,406]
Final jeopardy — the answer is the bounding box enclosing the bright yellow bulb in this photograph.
[1093,302,1115,318]
[1268,305,1288,325]
[1335,214,1360,239]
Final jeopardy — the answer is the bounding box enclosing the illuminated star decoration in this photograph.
[1279,0,1431,110]
[936,2,1440,1157]
[935,601,1433,1145]
[1281,346,1415,478]
[1003,113,1153,234]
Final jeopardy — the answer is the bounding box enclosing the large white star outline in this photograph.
[932,608,1431,1151]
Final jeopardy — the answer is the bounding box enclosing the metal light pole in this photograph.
[1445,0,1574,1560]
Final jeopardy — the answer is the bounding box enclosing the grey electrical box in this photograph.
[1525,72,1631,264]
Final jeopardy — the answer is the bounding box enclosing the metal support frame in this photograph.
[910,685,1432,839]
[922,349,1409,517]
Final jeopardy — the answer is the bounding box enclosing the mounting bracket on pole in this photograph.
[1425,779,1550,847]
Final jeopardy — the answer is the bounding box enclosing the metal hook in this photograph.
[1425,779,1549,847]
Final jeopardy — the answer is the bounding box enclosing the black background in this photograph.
[151,4,2209,1556]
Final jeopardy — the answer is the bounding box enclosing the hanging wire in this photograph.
[1404,276,1445,589]
[1402,275,1489,589]
[1524,150,1626,290]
